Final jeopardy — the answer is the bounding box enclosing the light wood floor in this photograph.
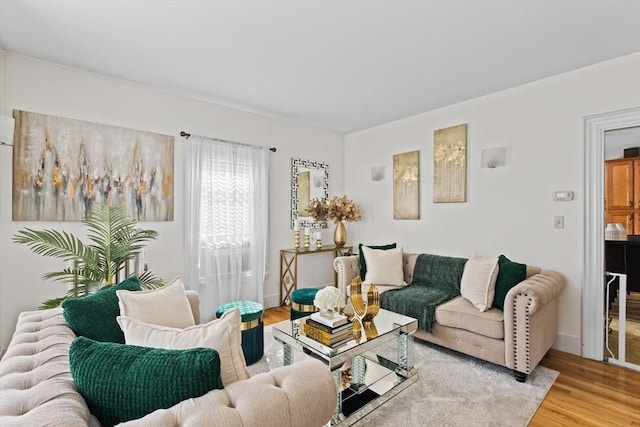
[263,307,640,426]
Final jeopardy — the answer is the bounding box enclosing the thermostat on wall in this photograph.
[552,191,574,201]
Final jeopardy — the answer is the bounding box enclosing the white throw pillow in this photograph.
[362,246,404,286]
[117,308,250,386]
[460,254,499,312]
[116,276,195,328]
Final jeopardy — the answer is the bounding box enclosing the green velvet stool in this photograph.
[215,301,264,365]
[290,288,320,320]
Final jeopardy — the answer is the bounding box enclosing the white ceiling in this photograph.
[0,0,639,133]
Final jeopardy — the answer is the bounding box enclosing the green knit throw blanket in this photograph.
[381,254,467,332]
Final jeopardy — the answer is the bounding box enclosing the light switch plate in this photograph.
[553,191,574,201]
[554,216,565,229]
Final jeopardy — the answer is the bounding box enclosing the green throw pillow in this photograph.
[358,243,397,280]
[62,277,141,343]
[492,255,527,311]
[69,336,223,427]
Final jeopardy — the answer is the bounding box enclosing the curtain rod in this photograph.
[180,131,276,152]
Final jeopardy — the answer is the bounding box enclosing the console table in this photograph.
[279,245,353,306]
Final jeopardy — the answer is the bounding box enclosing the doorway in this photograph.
[603,126,640,369]
[583,106,640,370]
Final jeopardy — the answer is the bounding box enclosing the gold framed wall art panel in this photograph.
[393,150,420,219]
[12,110,174,221]
[433,123,467,203]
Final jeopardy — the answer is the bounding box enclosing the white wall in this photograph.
[0,52,344,351]
[3,50,639,356]
[344,52,640,355]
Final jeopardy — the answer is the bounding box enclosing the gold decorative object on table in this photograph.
[294,230,300,249]
[349,276,380,321]
[315,232,322,249]
[352,317,379,343]
[293,221,301,249]
[326,195,361,247]
[303,228,310,249]
[334,221,347,247]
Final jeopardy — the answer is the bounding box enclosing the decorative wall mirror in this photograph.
[291,158,329,229]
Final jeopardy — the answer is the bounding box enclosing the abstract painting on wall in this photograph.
[433,123,467,203]
[12,110,174,221]
[393,150,420,219]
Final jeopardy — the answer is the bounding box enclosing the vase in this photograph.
[605,223,617,240]
[334,221,347,247]
[615,223,627,240]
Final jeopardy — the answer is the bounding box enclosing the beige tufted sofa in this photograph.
[0,292,336,426]
[334,253,565,382]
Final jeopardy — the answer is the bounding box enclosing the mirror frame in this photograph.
[291,157,329,229]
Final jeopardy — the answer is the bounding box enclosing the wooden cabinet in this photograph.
[605,158,640,235]
[605,210,634,233]
[635,159,640,209]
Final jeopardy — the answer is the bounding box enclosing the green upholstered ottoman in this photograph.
[215,301,264,365]
[290,288,320,320]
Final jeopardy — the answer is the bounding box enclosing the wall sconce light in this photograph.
[371,166,385,181]
[0,115,15,146]
[481,147,506,168]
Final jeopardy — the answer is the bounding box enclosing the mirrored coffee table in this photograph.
[272,309,418,426]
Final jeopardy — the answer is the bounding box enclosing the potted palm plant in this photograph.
[14,203,163,308]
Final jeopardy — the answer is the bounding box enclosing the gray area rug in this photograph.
[249,324,558,426]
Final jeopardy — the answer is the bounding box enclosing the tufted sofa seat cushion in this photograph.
[435,296,505,339]
[116,358,335,427]
[0,308,100,427]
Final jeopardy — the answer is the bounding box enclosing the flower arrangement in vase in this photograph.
[327,195,362,223]
[305,197,329,222]
[313,285,346,319]
[326,195,361,247]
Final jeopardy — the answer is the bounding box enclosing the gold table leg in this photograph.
[280,250,298,305]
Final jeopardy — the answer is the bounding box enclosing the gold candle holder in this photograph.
[294,230,300,249]
[304,234,310,249]
[316,237,322,249]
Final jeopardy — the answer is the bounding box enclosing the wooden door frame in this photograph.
[583,106,640,360]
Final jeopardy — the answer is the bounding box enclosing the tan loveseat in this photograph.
[0,291,336,426]
[334,253,565,382]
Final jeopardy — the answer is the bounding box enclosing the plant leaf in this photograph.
[14,202,161,308]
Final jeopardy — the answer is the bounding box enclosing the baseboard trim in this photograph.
[553,333,581,355]
[263,293,280,309]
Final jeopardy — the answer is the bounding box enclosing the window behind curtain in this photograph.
[200,158,249,242]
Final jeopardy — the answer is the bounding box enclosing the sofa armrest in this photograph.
[0,309,101,427]
[504,270,566,375]
[117,359,336,427]
[334,255,360,298]
[185,290,201,324]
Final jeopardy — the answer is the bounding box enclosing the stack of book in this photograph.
[303,312,354,347]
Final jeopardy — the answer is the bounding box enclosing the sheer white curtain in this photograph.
[184,135,268,321]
